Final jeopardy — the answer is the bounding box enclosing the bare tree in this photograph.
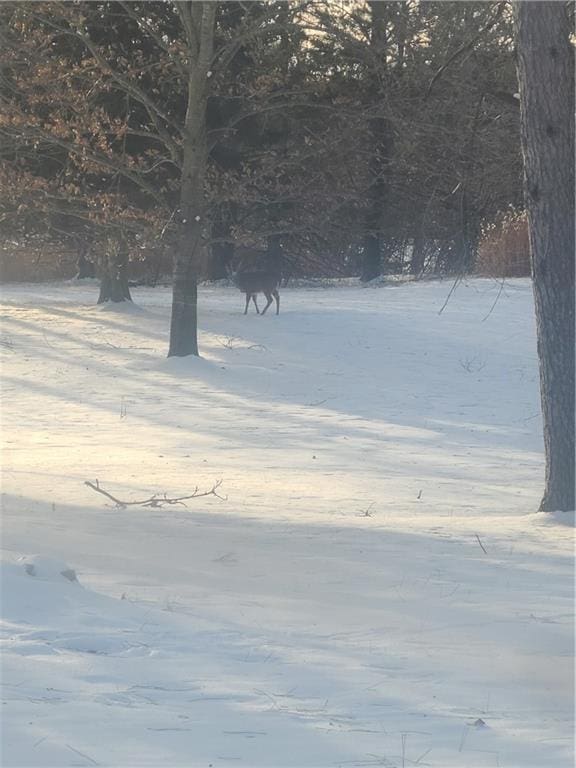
[168,2,216,357]
[514,1,575,511]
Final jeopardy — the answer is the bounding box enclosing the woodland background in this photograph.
[0,1,529,285]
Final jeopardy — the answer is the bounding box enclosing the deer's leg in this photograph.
[243,292,250,315]
[252,294,260,314]
[261,292,273,315]
[273,289,280,315]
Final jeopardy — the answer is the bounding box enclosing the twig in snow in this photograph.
[84,478,226,507]
[305,396,336,407]
[459,355,486,373]
[415,748,432,765]
[65,744,99,766]
[42,330,57,348]
[218,335,239,349]
[0,336,15,351]
[475,533,488,554]
[218,335,267,352]
[438,275,462,315]
[481,278,506,322]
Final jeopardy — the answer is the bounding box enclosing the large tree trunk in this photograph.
[97,269,132,303]
[169,241,199,356]
[168,210,204,358]
[167,2,216,358]
[514,1,575,512]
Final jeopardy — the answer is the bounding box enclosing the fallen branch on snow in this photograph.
[84,479,226,508]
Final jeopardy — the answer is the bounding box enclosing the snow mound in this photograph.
[536,508,576,527]
[94,300,146,314]
[20,555,79,583]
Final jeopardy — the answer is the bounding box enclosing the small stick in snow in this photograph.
[65,744,99,766]
[438,274,462,315]
[84,479,226,508]
[475,533,488,554]
[481,278,506,322]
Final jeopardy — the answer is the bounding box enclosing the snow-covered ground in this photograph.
[1,278,573,768]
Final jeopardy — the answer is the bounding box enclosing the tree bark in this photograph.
[361,1,390,283]
[168,251,198,355]
[514,1,575,511]
[97,238,132,303]
[168,2,216,358]
[97,271,132,303]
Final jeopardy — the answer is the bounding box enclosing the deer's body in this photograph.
[230,268,280,315]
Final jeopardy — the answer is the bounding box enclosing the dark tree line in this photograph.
[1,1,522,289]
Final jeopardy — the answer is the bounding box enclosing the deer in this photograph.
[227,262,281,315]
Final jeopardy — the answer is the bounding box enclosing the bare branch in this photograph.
[425,3,507,99]
[84,479,226,508]
[4,122,168,207]
[174,1,200,55]
[36,12,184,146]
[210,1,313,72]
[117,2,187,78]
